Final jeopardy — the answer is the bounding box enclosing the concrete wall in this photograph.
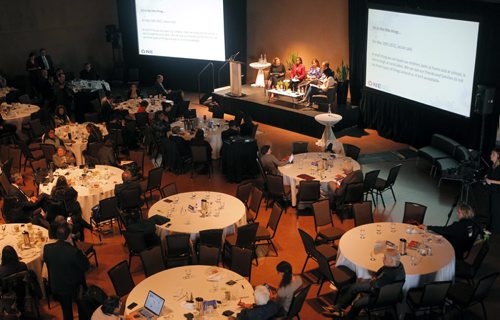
[0,0,118,83]
[246,0,349,81]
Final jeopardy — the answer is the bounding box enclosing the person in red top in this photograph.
[290,57,306,91]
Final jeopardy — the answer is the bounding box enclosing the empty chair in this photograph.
[361,279,405,318]
[129,149,145,177]
[141,167,163,207]
[374,164,403,207]
[165,233,192,268]
[343,143,361,160]
[298,228,337,274]
[72,237,98,266]
[91,197,119,238]
[402,202,427,225]
[135,112,149,129]
[236,181,253,208]
[223,223,259,266]
[406,281,452,317]
[198,245,220,266]
[335,182,365,222]
[363,170,380,203]
[446,272,499,320]
[353,201,374,227]
[123,231,148,267]
[160,182,178,198]
[266,174,291,210]
[255,203,284,257]
[230,246,253,281]
[246,186,263,222]
[140,246,165,277]
[313,200,344,245]
[86,142,104,158]
[18,139,43,171]
[316,251,356,297]
[292,141,308,154]
[190,145,212,178]
[455,240,489,283]
[107,260,135,297]
[285,284,311,320]
[198,228,223,249]
[296,180,321,212]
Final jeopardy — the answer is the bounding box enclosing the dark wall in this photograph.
[350,0,500,151]
[117,0,247,92]
[0,0,118,87]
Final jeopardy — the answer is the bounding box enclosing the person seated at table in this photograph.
[97,139,118,166]
[161,101,175,122]
[290,57,306,92]
[86,123,104,144]
[153,74,184,104]
[137,99,148,113]
[268,57,286,89]
[239,114,256,137]
[260,145,287,176]
[270,261,303,315]
[419,203,478,258]
[221,120,240,142]
[52,146,76,168]
[99,96,115,124]
[326,140,346,157]
[9,173,50,228]
[91,296,122,320]
[127,83,141,100]
[79,62,100,81]
[54,105,71,127]
[190,129,212,160]
[0,246,28,280]
[299,68,336,107]
[323,249,406,319]
[170,126,192,159]
[152,111,171,140]
[43,128,65,148]
[236,285,279,320]
[114,170,143,210]
[328,161,363,210]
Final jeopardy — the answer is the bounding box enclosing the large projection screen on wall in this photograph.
[365,8,479,117]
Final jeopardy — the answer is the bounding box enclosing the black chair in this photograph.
[230,246,253,281]
[129,149,145,178]
[292,141,309,154]
[123,231,148,267]
[402,202,427,225]
[8,146,22,173]
[353,201,374,227]
[141,167,163,207]
[335,182,365,221]
[223,223,259,267]
[29,119,45,141]
[18,94,31,104]
[296,180,321,213]
[343,143,361,160]
[374,164,403,207]
[165,233,192,268]
[72,237,98,266]
[18,140,44,171]
[361,279,405,318]
[135,112,149,130]
[406,281,452,317]
[455,240,490,284]
[198,244,220,266]
[91,197,119,238]
[298,228,337,275]
[86,142,104,158]
[140,246,165,277]
[285,284,311,320]
[160,182,178,198]
[311,86,336,112]
[316,251,356,297]
[2,270,41,319]
[235,181,253,208]
[447,272,499,320]
[118,188,144,223]
[313,199,344,245]
[246,186,263,222]
[266,174,291,211]
[198,228,224,249]
[363,170,380,203]
[190,145,212,178]
[107,260,135,297]
[255,202,284,257]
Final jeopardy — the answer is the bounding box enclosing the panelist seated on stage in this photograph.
[290,57,306,91]
[260,145,289,176]
[299,68,336,107]
[268,57,286,88]
[299,58,322,90]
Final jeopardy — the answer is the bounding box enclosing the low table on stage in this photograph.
[314,113,342,148]
[267,89,304,108]
[249,62,271,87]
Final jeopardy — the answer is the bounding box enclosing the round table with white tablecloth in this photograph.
[278,152,361,206]
[149,191,246,242]
[39,165,123,223]
[125,265,255,319]
[0,223,49,295]
[115,98,173,118]
[55,123,108,165]
[249,62,271,87]
[170,118,228,159]
[336,222,455,293]
[0,102,40,136]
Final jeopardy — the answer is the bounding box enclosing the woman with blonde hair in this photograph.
[268,57,286,89]
[485,147,500,231]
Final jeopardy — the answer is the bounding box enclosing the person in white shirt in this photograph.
[299,68,336,107]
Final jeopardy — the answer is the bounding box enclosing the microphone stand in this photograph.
[445,195,460,226]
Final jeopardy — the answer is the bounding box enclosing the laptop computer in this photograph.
[137,291,165,319]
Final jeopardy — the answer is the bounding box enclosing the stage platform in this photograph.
[212,85,359,139]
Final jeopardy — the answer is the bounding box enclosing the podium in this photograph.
[227,60,245,97]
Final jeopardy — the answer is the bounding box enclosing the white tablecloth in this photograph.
[170,118,228,159]
[1,103,40,136]
[115,98,172,118]
[278,152,361,206]
[336,222,455,292]
[70,80,110,92]
[125,266,255,319]
[0,223,48,295]
[249,61,271,87]
[55,123,108,165]
[39,165,123,222]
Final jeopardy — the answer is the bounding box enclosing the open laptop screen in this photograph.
[144,291,165,316]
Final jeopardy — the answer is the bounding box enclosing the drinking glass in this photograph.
[376,224,382,235]
[359,228,366,239]
[390,223,396,233]
[370,251,376,261]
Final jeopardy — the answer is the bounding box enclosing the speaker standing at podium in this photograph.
[485,147,500,232]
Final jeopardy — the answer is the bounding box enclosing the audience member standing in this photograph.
[79,62,100,80]
[36,48,54,75]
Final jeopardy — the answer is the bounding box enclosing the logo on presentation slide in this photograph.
[367,80,382,89]
[141,49,153,54]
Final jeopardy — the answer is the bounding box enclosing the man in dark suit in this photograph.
[43,222,90,320]
[79,62,99,80]
[36,48,54,75]
[153,74,184,104]
[328,161,363,209]
[170,126,192,159]
[9,173,49,227]
[221,120,240,142]
[114,170,143,210]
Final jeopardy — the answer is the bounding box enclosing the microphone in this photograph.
[233,51,240,60]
